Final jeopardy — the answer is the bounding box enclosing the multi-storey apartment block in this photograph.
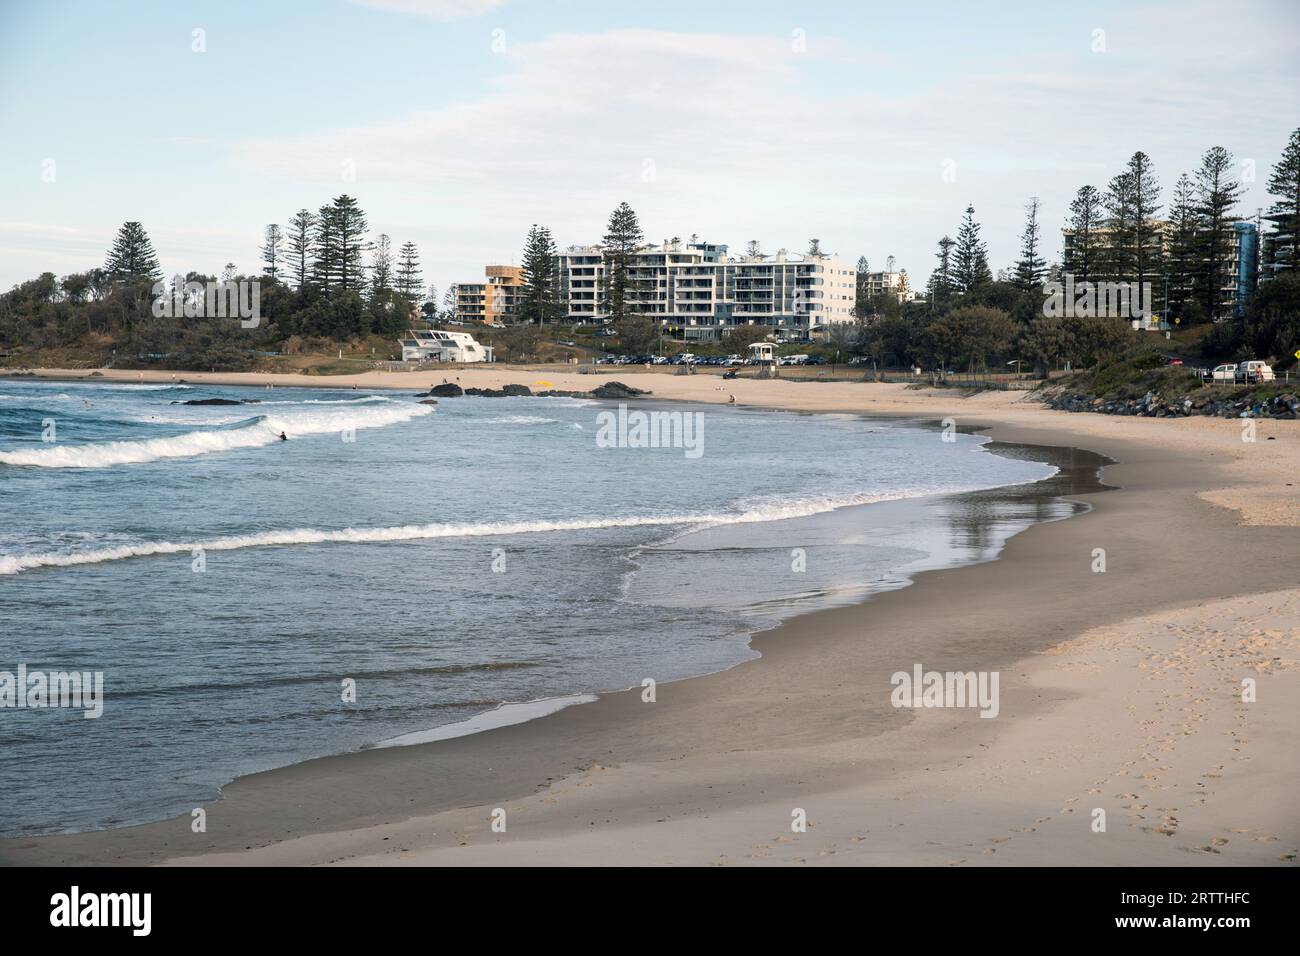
[455,265,525,324]
[557,240,857,341]
[859,270,910,304]
[1259,210,1296,285]
[1061,220,1257,319]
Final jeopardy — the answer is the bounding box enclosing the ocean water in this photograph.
[0,378,1063,836]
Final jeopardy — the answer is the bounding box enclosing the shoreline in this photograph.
[0,383,1083,838]
[1,370,1296,865]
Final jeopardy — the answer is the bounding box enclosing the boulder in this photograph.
[428,383,463,397]
[501,383,532,397]
[590,380,649,400]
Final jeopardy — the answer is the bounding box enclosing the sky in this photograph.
[1,0,1297,297]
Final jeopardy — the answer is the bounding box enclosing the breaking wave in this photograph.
[0,402,432,468]
[0,483,1048,575]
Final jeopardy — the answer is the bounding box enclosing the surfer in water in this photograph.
[279,431,288,441]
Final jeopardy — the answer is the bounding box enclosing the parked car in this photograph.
[1210,363,1238,382]
[1238,360,1275,383]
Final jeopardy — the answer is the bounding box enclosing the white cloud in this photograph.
[347,0,507,21]
[12,4,1292,293]
[224,17,1290,289]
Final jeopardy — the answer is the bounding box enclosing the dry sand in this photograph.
[2,366,1296,866]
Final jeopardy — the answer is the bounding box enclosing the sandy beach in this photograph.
[2,366,1296,866]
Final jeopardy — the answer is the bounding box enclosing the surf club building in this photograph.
[399,329,493,363]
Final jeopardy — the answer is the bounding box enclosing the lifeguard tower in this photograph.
[750,341,778,379]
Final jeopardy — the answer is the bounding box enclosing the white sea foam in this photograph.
[95,383,193,391]
[0,482,1056,575]
[257,396,390,405]
[369,695,599,748]
[0,402,432,468]
[480,415,559,425]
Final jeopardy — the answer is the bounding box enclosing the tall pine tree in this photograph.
[1064,185,1103,283]
[953,206,991,295]
[1166,173,1200,319]
[1264,127,1300,276]
[1125,151,1163,306]
[395,242,422,304]
[312,195,369,293]
[286,209,316,290]
[1194,146,1244,322]
[1102,170,1137,283]
[520,224,560,325]
[1013,196,1047,292]
[927,235,957,305]
[104,221,161,282]
[370,234,393,298]
[260,224,283,281]
[602,202,644,322]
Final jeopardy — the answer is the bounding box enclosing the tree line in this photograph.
[2,128,1297,373]
[849,129,1300,373]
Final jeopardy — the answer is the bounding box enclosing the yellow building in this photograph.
[455,265,525,324]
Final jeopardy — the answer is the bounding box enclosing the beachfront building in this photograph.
[859,269,910,304]
[1061,220,1258,320]
[1259,211,1295,285]
[454,265,525,325]
[557,239,857,341]
[399,328,493,363]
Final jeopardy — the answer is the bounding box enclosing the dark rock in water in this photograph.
[464,387,507,398]
[428,383,463,397]
[175,398,258,406]
[590,380,649,399]
[419,399,438,406]
[501,383,532,397]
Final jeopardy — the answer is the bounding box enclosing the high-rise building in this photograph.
[858,270,910,304]
[557,239,856,341]
[455,265,525,324]
[1232,222,1259,316]
[1259,210,1296,285]
[1060,220,1257,320]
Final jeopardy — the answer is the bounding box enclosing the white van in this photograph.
[1210,363,1238,382]
[1237,361,1275,384]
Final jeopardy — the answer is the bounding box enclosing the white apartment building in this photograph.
[860,270,910,304]
[558,240,857,341]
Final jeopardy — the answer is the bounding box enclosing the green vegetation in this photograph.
[2,130,1297,383]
